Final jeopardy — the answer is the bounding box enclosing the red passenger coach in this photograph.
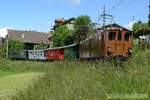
[45,49,64,60]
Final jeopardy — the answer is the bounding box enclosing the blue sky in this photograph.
[0,0,149,32]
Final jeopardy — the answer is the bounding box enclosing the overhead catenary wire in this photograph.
[107,0,126,13]
[98,6,114,27]
[98,0,140,27]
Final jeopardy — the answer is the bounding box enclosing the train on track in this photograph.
[9,23,133,61]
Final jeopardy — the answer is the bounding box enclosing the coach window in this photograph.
[109,32,116,40]
[125,32,131,41]
[118,31,122,41]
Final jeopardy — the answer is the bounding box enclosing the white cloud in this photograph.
[71,0,81,5]
[126,21,136,30]
[48,0,81,5]
[0,27,14,38]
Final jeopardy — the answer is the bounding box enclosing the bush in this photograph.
[34,42,48,49]
[8,40,25,51]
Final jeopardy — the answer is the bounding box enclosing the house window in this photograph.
[109,32,116,40]
[125,32,131,41]
[118,31,122,41]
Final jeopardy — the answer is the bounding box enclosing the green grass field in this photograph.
[0,50,149,100]
[0,72,44,100]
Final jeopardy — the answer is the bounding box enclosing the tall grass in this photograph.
[0,50,149,100]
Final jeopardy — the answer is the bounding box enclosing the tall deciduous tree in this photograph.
[74,15,92,42]
[132,21,149,37]
[52,25,73,47]
[133,21,148,34]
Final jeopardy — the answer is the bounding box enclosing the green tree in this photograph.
[0,39,25,58]
[133,21,142,34]
[52,25,73,47]
[132,21,149,38]
[64,35,74,45]
[8,40,25,52]
[74,15,92,42]
[7,40,25,58]
[34,42,48,49]
[133,21,148,34]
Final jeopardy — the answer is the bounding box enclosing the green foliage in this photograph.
[8,40,25,58]
[0,50,149,100]
[52,15,93,46]
[8,40,25,51]
[0,40,25,59]
[52,25,73,47]
[64,35,74,45]
[0,72,43,100]
[34,42,48,49]
[64,48,76,60]
[132,21,148,34]
[74,15,92,42]
[75,15,92,26]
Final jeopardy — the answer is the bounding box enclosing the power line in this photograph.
[107,0,126,13]
[98,0,126,25]
[98,0,137,26]
[100,6,114,27]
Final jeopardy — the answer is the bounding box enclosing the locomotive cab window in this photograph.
[125,32,131,41]
[109,32,116,40]
[118,31,122,41]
